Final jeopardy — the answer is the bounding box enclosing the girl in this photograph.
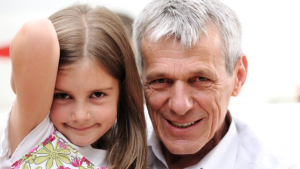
[0,4,147,169]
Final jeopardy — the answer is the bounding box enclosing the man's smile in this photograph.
[170,120,200,128]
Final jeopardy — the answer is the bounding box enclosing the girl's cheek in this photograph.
[50,104,66,119]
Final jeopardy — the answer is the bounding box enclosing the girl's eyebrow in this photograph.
[54,88,72,93]
[54,88,64,92]
[54,87,114,92]
[89,87,114,91]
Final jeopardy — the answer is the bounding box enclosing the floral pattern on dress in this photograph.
[11,129,108,169]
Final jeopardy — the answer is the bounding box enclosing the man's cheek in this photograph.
[146,91,163,109]
[144,86,154,99]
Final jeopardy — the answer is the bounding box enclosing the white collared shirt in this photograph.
[147,117,298,169]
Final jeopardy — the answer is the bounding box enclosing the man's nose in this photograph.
[169,81,193,115]
[72,102,91,121]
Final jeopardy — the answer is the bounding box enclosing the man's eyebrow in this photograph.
[189,69,213,76]
[145,71,169,81]
[187,67,216,79]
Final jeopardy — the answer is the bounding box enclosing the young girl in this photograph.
[0,4,147,169]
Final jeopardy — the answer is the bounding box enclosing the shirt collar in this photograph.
[148,112,239,169]
[148,129,168,167]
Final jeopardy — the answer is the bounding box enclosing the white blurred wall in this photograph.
[1,0,300,106]
[224,0,300,103]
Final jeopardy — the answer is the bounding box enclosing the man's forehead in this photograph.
[142,24,220,47]
[141,37,182,54]
[140,27,225,79]
[141,27,221,54]
[141,33,222,62]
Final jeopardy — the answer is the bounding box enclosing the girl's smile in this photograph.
[67,124,98,132]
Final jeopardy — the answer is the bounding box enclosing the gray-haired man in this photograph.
[133,0,297,168]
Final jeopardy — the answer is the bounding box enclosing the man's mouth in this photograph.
[170,120,200,128]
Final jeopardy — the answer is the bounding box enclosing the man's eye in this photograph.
[193,76,212,87]
[155,79,166,83]
[148,78,170,89]
[54,93,70,100]
[91,92,105,98]
[197,77,208,82]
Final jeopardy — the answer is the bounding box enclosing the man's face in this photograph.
[141,27,238,155]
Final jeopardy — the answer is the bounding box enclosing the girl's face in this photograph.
[50,58,119,147]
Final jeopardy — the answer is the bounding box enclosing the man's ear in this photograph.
[232,54,248,96]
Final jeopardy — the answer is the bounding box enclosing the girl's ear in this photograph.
[232,54,248,96]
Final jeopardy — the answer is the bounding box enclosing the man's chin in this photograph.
[163,140,204,155]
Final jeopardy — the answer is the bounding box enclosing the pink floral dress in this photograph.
[10,129,108,169]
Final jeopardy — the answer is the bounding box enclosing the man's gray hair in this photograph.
[133,0,242,76]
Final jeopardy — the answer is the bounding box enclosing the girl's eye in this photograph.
[54,93,71,100]
[91,92,105,98]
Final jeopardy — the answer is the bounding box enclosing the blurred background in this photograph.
[0,0,299,165]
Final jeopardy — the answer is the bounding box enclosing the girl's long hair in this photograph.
[49,4,147,169]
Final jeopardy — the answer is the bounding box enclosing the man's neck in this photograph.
[162,112,232,169]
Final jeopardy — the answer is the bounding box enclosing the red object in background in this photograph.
[0,45,10,57]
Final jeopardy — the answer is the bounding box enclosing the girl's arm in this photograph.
[9,19,59,154]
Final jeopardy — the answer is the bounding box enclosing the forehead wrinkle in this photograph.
[206,28,224,70]
[173,57,185,79]
[151,54,187,80]
[145,61,170,80]
[184,62,217,80]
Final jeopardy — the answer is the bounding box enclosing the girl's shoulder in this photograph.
[0,110,54,168]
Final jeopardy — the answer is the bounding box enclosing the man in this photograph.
[133,0,297,168]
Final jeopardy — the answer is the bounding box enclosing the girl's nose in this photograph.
[72,102,91,121]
